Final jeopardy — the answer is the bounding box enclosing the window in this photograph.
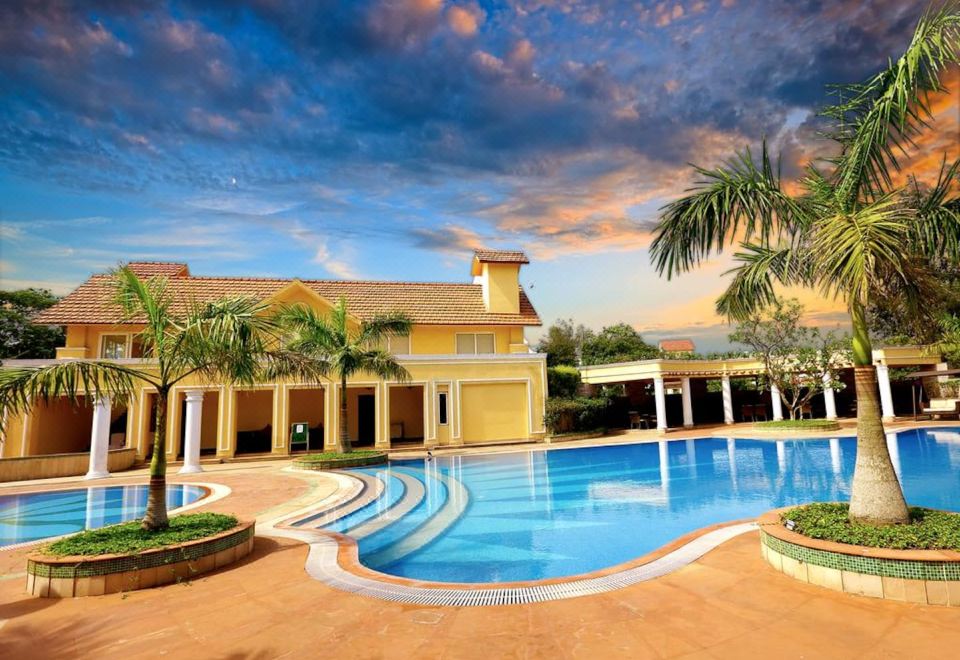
[438,392,448,425]
[455,332,495,355]
[100,335,128,359]
[388,334,410,355]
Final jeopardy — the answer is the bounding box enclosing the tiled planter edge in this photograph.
[759,508,960,606]
[26,521,255,598]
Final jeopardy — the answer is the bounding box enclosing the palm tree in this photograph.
[278,298,412,453]
[650,4,960,524]
[0,268,325,530]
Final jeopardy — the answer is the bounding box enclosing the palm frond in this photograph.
[259,350,331,384]
[111,267,174,355]
[809,195,909,305]
[0,360,143,425]
[358,312,413,346]
[358,349,412,383]
[828,3,960,205]
[650,141,805,278]
[716,242,813,319]
[908,156,960,260]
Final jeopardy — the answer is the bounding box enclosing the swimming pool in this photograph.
[296,427,960,583]
[0,484,207,548]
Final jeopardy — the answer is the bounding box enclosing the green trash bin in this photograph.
[290,422,310,452]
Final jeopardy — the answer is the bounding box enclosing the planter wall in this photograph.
[0,448,137,483]
[26,521,255,598]
[293,452,387,470]
[759,510,960,606]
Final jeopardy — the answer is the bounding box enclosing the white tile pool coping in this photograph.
[261,469,758,606]
[0,482,232,552]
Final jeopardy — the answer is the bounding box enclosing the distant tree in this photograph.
[547,365,581,398]
[581,323,659,365]
[0,289,65,359]
[536,318,592,366]
[729,299,850,420]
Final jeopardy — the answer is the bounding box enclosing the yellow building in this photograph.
[1,250,546,475]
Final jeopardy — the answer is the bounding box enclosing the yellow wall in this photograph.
[389,385,424,440]
[288,388,325,428]
[410,325,514,355]
[29,398,94,455]
[459,382,529,443]
[200,393,219,451]
[481,262,521,314]
[235,390,274,432]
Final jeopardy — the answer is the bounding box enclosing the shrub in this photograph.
[754,419,838,430]
[544,397,609,434]
[547,365,581,398]
[46,513,239,556]
[781,503,960,550]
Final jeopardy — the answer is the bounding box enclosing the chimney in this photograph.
[471,249,529,314]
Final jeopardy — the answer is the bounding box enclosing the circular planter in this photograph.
[758,509,960,606]
[26,520,255,598]
[292,452,388,470]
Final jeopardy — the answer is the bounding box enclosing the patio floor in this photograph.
[2,421,959,658]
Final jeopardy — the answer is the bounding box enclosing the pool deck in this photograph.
[2,419,959,658]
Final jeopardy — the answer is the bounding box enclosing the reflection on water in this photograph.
[369,427,960,583]
[0,485,205,547]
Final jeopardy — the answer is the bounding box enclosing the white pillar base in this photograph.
[180,390,205,474]
[86,396,112,480]
[770,383,784,421]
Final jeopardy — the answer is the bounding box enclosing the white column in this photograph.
[85,396,112,480]
[822,373,837,420]
[653,376,667,431]
[876,364,895,420]
[770,383,784,421]
[681,377,694,427]
[179,390,205,474]
[721,376,734,425]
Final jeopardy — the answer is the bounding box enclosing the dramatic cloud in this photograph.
[0,0,955,347]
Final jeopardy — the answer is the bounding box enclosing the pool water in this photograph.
[302,427,960,583]
[0,484,206,548]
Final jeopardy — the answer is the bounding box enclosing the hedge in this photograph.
[544,397,610,434]
[547,365,581,398]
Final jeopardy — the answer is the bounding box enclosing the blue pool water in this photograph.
[0,484,206,547]
[306,427,960,583]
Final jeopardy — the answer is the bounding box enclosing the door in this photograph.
[357,394,376,446]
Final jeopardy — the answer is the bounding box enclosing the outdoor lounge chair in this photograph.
[921,399,960,420]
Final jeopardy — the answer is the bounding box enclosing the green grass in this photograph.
[45,513,239,557]
[295,450,385,462]
[754,419,838,430]
[782,503,960,550]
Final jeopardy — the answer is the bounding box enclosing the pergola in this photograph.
[578,346,948,432]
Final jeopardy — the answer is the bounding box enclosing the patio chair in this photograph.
[921,399,960,420]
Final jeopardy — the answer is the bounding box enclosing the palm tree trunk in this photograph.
[338,374,351,454]
[142,389,170,530]
[847,302,909,525]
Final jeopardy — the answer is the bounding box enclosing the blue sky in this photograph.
[0,0,955,349]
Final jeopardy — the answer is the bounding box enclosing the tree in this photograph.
[729,299,849,420]
[649,4,960,524]
[536,319,592,366]
[581,323,659,365]
[0,289,65,359]
[277,298,411,454]
[0,268,323,530]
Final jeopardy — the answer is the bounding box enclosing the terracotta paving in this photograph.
[2,422,960,658]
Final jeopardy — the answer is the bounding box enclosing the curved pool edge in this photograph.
[0,481,232,553]
[260,516,757,606]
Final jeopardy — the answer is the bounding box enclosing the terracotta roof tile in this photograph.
[35,272,541,327]
[658,339,696,352]
[473,249,530,264]
[125,262,190,277]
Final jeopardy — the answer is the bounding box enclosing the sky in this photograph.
[0,0,957,350]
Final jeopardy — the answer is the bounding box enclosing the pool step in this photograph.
[292,472,385,527]
[348,472,426,539]
[361,466,470,567]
